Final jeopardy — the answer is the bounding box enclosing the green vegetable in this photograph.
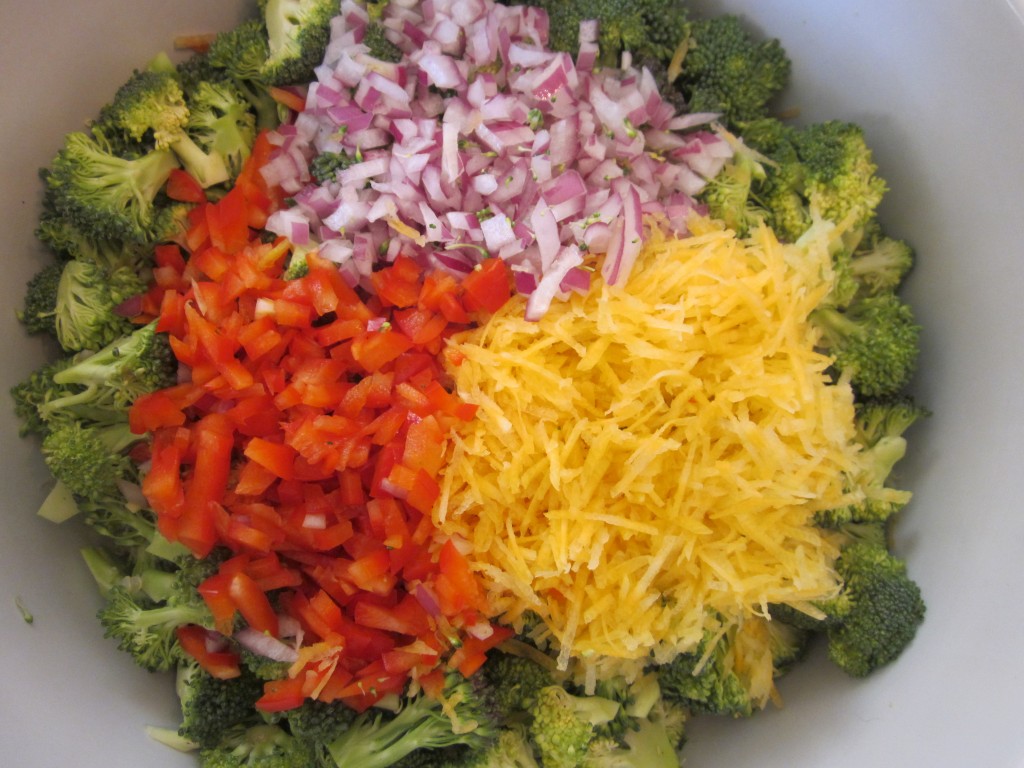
[673,14,791,127]
[811,293,921,399]
[822,542,927,677]
[177,662,268,749]
[45,127,180,245]
[259,0,337,86]
[529,685,620,768]
[199,723,316,768]
[17,262,63,337]
[325,673,499,768]
[52,259,145,352]
[40,419,138,503]
[517,0,689,69]
[97,581,213,672]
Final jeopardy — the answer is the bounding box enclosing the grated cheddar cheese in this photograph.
[436,217,866,675]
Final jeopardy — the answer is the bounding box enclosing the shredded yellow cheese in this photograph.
[437,217,864,671]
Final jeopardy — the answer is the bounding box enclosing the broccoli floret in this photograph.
[205,19,281,131]
[95,546,219,671]
[697,135,768,237]
[175,49,227,97]
[51,259,144,352]
[324,673,499,768]
[713,118,890,247]
[10,357,75,437]
[97,581,213,672]
[184,79,258,182]
[18,262,63,336]
[259,0,336,87]
[811,293,921,399]
[657,633,754,718]
[40,419,138,503]
[463,724,540,768]
[99,67,259,188]
[674,15,791,127]
[583,713,684,768]
[363,22,403,63]
[177,661,268,749]
[36,200,151,273]
[279,696,358,747]
[792,121,887,229]
[97,68,191,150]
[39,321,177,423]
[281,252,310,280]
[45,129,180,245]
[310,150,357,185]
[821,542,926,677]
[483,652,555,717]
[819,396,929,527]
[199,723,315,768]
[762,618,811,676]
[239,648,293,682]
[845,227,915,297]
[526,0,689,69]
[208,19,271,83]
[529,685,621,768]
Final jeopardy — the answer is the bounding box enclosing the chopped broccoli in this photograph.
[198,723,316,768]
[177,661,268,749]
[763,617,811,676]
[845,226,916,297]
[707,118,889,246]
[469,725,541,768]
[483,651,555,717]
[18,262,63,336]
[39,320,177,423]
[175,49,227,97]
[239,648,293,682]
[523,0,689,69]
[529,685,620,768]
[818,396,929,527]
[36,200,151,273]
[584,715,683,768]
[10,357,75,437]
[45,128,180,245]
[207,18,271,83]
[97,581,213,672]
[40,419,138,503]
[51,259,144,352]
[363,22,403,63]
[184,79,258,181]
[657,631,754,718]
[259,0,336,87]
[279,696,358,747]
[97,68,191,150]
[204,18,281,131]
[674,15,791,127]
[792,121,888,229]
[324,673,499,768]
[821,542,926,677]
[811,293,921,399]
[310,149,357,185]
[99,67,261,188]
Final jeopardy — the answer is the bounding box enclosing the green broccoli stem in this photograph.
[326,704,463,768]
[170,134,230,188]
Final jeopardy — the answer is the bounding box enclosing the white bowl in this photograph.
[2,1,1023,766]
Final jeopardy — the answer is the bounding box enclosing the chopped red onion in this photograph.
[261,0,733,320]
[235,628,300,663]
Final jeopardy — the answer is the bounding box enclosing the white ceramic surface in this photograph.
[1,2,1022,766]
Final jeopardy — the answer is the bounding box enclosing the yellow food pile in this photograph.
[436,217,863,673]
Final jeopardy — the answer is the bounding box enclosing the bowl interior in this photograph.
[2,2,1023,766]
